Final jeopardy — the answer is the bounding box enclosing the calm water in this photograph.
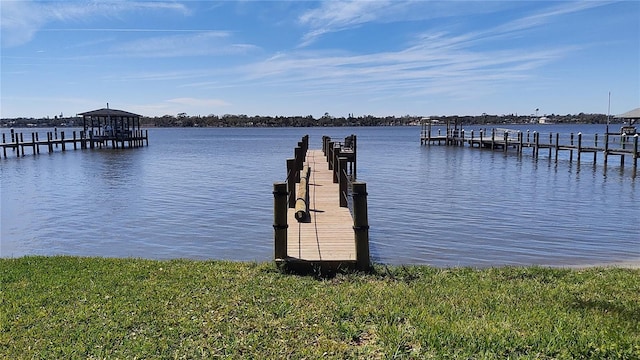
[1,125,638,267]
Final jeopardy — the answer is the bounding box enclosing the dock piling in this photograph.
[273,182,288,260]
[352,182,370,271]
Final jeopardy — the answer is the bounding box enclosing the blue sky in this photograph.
[1,1,638,119]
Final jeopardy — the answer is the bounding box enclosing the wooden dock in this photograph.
[273,135,370,273]
[1,128,148,158]
[1,107,150,159]
[421,121,639,170]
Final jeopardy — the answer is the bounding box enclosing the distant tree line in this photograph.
[0,112,618,128]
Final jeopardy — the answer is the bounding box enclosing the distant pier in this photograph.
[420,120,639,170]
[1,128,148,158]
[1,107,149,159]
[273,135,370,273]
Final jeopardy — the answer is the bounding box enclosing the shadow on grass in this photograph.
[572,297,640,324]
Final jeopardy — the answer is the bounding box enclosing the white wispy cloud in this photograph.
[0,1,189,47]
[296,1,609,48]
[296,1,511,47]
[111,31,259,58]
[298,0,395,46]
[239,2,598,103]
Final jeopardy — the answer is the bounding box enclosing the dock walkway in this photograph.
[274,135,369,272]
[286,149,356,262]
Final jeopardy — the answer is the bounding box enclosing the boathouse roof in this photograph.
[78,108,141,118]
[616,108,640,119]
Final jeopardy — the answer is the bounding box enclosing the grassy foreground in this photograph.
[1,257,639,359]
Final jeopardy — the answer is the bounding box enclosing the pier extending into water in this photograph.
[273,135,370,272]
[1,128,148,158]
[2,107,149,159]
[421,120,639,169]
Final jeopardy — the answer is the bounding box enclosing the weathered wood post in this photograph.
[352,182,370,270]
[633,134,638,168]
[604,133,609,167]
[294,146,303,182]
[518,131,523,154]
[620,135,626,167]
[273,182,288,260]
[534,131,539,158]
[287,158,296,208]
[10,128,15,143]
[333,146,341,183]
[577,132,582,163]
[593,134,598,163]
[61,131,66,151]
[339,157,348,207]
[73,131,78,150]
[569,133,574,162]
[327,141,335,170]
[15,133,21,157]
[548,132,553,157]
[554,133,560,161]
[48,132,54,153]
[31,132,37,154]
[35,133,40,154]
[2,134,6,158]
[352,135,357,179]
[503,130,508,153]
[20,133,26,156]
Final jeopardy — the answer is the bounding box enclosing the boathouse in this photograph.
[78,107,147,149]
[79,107,142,139]
[616,108,640,135]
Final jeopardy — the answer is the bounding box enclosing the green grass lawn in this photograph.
[1,256,638,359]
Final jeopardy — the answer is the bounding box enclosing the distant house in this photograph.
[78,107,142,139]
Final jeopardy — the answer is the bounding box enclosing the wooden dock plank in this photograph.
[286,150,356,262]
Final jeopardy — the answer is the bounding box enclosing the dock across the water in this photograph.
[273,135,370,272]
[1,128,148,158]
[2,107,150,159]
[421,121,639,169]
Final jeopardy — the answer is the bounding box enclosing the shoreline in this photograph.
[2,254,639,270]
[561,258,640,270]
